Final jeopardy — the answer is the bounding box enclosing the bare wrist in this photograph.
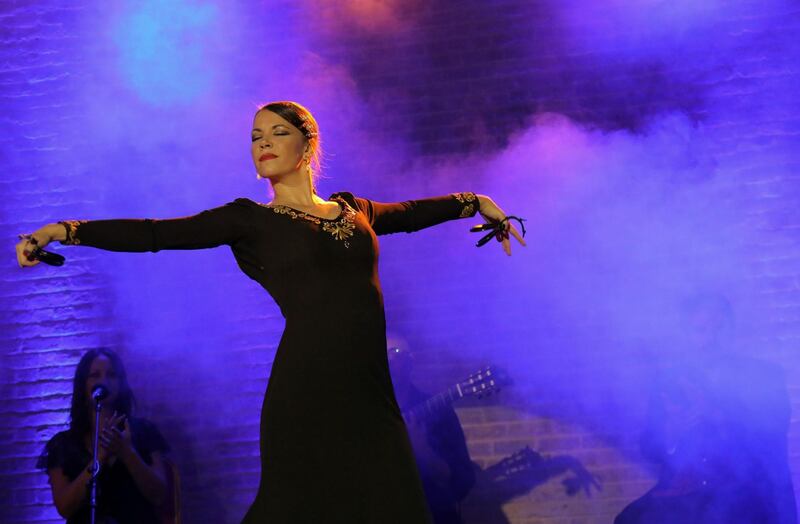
[39,223,67,243]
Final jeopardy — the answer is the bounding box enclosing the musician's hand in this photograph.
[476,195,526,256]
[94,411,123,466]
[96,439,113,466]
[100,412,133,460]
[562,461,602,497]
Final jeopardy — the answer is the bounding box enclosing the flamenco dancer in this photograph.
[16,101,525,523]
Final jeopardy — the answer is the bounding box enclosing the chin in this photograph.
[262,170,294,181]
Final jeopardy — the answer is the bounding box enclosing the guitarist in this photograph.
[615,294,797,524]
[388,339,476,524]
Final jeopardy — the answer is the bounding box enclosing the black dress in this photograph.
[36,418,170,524]
[63,191,480,523]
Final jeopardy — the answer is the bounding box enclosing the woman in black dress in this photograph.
[17,101,525,523]
[36,348,170,524]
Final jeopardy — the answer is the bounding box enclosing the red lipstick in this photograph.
[259,153,277,162]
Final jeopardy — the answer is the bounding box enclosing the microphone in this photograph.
[91,384,109,402]
[27,245,66,266]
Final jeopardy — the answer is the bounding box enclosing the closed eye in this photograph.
[252,131,289,142]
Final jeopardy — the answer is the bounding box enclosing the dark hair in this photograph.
[68,348,135,437]
[258,101,323,189]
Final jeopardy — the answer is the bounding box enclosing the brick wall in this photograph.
[2,1,799,523]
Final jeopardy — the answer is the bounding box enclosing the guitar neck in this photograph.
[399,366,502,421]
[403,384,462,420]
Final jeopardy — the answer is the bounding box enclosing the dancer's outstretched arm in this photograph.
[16,198,257,267]
[333,191,525,256]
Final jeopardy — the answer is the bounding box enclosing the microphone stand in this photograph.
[89,398,102,524]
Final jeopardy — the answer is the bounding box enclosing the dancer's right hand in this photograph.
[15,223,63,268]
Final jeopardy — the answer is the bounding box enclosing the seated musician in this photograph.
[615,294,796,524]
[388,337,476,524]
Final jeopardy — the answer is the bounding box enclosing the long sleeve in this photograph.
[333,192,480,236]
[60,198,255,252]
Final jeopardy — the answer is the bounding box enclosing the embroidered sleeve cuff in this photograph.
[58,220,86,246]
[452,192,480,218]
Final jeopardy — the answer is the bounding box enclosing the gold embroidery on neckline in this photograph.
[263,198,357,247]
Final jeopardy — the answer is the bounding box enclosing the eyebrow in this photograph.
[251,125,289,133]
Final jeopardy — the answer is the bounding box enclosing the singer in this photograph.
[17,101,525,523]
[36,349,170,524]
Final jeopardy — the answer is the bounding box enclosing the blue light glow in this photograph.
[113,0,218,105]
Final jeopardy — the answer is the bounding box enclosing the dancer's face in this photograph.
[251,109,309,181]
[85,354,119,407]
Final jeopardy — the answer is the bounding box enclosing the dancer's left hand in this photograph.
[476,195,526,256]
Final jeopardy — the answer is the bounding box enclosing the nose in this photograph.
[259,139,272,149]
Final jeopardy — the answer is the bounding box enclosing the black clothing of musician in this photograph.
[59,191,481,523]
[615,354,797,524]
[36,418,169,524]
[395,382,477,524]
